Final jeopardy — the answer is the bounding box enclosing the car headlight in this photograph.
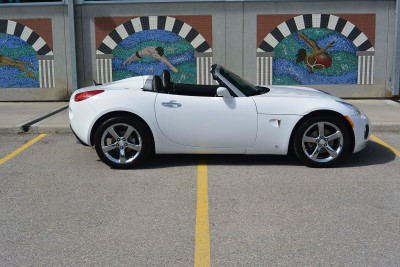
[335,100,363,117]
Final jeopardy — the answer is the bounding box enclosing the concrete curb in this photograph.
[28,126,72,134]
[1,124,399,135]
[0,125,72,134]
[371,124,400,133]
[0,101,399,134]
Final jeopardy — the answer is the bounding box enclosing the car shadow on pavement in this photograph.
[141,140,396,169]
[340,140,397,168]
[142,154,301,169]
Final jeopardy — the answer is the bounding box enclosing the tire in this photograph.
[294,115,351,167]
[94,116,152,169]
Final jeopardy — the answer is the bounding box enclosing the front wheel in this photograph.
[294,115,352,167]
[94,117,152,169]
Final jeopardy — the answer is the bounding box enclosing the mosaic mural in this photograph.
[95,16,213,85]
[0,33,39,87]
[257,14,376,86]
[112,29,196,84]
[273,28,358,84]
[0,19,54,88]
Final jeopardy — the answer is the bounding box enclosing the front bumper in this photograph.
[350,113,371,153]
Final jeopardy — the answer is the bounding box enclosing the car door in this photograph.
[154,94,257,149]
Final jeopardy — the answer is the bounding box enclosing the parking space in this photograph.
[207,140,399,265]
[0,134,198,265]
[0,134,46,161]
[371,132,400,154]
[0,132,399,265]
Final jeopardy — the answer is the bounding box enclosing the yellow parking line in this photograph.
[0,134,47,166]
[370,135,400,157]
[194,159,210,267]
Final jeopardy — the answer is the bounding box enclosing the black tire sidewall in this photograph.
[294,115,351,168]
[94,116,152,169]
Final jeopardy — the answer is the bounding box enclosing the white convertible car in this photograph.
[69,65,370,168]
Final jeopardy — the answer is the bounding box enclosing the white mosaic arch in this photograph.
[96,16,213,84]
[257,14,374,53]
[0,19,55,88]
[257,14,375,86]
[97,16,212,54]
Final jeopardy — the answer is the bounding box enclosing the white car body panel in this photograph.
[69,67,371,161]
[72,91,159,146]
[252,86,344,115]
[155,94,257,149]
[245,114,302,155]
[81,76,147,92]
[350,113,370,153]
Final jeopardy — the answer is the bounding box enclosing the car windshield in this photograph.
[219,67,268,96]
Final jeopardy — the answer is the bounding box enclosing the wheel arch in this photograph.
[288,110,355,154]
[89,111,155,152]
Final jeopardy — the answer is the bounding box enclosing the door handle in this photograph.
[162,101,182,108]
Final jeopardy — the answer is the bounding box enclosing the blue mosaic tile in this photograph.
[273,28,358,85]
[112,29,196,84]
[0,33,39,88]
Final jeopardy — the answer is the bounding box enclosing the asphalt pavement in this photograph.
[0,132,399,265]
[1,99,399,265]
[0,99,399,134]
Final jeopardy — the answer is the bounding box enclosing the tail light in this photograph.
[74,90,104,102]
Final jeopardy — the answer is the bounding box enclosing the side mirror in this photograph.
[216,87,234,105]
[217,87,232,98]
[216,87,233,104]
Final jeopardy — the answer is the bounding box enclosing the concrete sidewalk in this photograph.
[0,102,69,134]
[348,99,400,132]
[0,99,399,134]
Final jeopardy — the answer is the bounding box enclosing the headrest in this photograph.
[152,75,163,92]
[162,70,172,92]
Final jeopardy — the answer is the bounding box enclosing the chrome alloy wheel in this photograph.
[100,123,142,164]
[301,121,344,163]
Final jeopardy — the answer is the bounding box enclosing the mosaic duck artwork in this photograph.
[273,28,358,85]
[296,32,334,73]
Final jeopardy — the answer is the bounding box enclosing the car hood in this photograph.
[251,85,348,115]
[75,76,147,93]
[258,85,340,100]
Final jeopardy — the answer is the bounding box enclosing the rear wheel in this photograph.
[294,115,351,167]
[94,116,152,169]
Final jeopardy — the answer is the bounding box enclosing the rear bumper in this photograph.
[69,99,98,146]
[70,125,89,146]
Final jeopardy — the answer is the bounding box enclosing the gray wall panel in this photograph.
[244,1,392,97]
[0,0,397,99]
[225,2,244,77]
[0,5,70,101]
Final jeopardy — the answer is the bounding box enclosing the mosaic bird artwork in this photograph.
[296,32,334,73]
